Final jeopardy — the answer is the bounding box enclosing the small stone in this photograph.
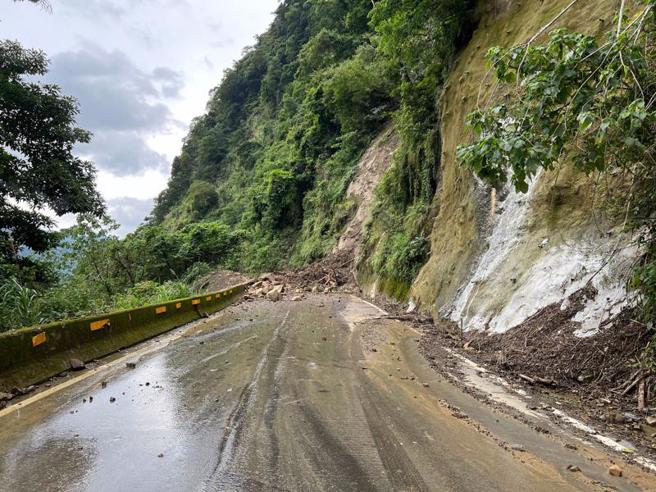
[101,381,108,388]
[608,464,623,477]
[577,374,593,383]
[126,362,137,369]
[511,444,526,452]
[564,443,578,450]
[70,359,86,371]
[158,453,164,458]
[646,415,656,426]
[109,397,116,403]
[567,465,581,472]
[89,396,93,403]
[422,383,430,388]
[0,392,13,402]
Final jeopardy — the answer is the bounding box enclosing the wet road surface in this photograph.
[0,295,652,491]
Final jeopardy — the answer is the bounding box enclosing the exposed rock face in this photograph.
[334,125,398,258]
[350,0,632,337]
[410,0,629,336]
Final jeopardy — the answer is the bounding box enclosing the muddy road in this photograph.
[0,295,652,491]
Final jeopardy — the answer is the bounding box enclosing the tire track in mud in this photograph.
[202,310,290,490]
[356,382,430,492]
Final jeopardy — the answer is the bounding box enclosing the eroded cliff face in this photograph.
[357,0,637,337]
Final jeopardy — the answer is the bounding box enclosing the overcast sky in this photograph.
[1,0,279,236]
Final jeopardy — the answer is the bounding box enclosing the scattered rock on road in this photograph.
[567,465,581,472]
[70,358,86,371]
[126,361,137,369]
[608,464,623,477]
[266,285,284,302]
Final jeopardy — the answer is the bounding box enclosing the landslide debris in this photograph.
[418,284,656,458]
[244,250,358,301]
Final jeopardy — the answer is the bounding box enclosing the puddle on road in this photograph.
[0,350,223,492]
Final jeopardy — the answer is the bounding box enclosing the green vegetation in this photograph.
[151,0,385,270]
[457,2,656,324]
[150,0,474,282]
[360,0,474,296]
[0,41,103,284]
[1,0,479,329]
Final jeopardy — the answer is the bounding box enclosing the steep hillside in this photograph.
[150,0,474,274]
[387,0,633,338]
[150,0,648,343]
[149,0,474,276]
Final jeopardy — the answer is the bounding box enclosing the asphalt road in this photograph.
[0,295,651,491]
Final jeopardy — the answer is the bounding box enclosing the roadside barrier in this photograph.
[0,282,251,392]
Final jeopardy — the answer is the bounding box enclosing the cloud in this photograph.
[48,46,182,132]
[77,131,168,175]
[152,67,184,98]
[97,168,169,201]
[107,197,154,237]
[59,0,127,19]
[45,45,184,176]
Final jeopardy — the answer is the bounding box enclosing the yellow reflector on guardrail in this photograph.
[90,319,110,331]
[215,293,221,299]
[176,302,182,309]
[206,296,212,301]
[192,299,200,305]
[155,306,167,315]
[32,332,47,347]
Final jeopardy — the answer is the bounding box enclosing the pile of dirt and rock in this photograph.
[245,250,359,302]
[419,284,656,454]
[452,286,651,401]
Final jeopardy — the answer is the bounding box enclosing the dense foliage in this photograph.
[1,0,477,329]
[151,0,474,282]
[457,2,656,323]
[0,41,103,283]
[361,0,473,294]
[0,216,213,331]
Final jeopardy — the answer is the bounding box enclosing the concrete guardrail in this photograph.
[0,281,251,392]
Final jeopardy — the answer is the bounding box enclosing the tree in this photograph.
[457,3,656,322]
[0,41,104,274]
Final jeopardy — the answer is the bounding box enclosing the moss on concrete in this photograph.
[0,283,250,392]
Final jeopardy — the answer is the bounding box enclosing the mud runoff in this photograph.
[0,296,651,491]
[420,285,656,461]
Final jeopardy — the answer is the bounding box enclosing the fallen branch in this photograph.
[638,377,646,412]
[621,369,645,396]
